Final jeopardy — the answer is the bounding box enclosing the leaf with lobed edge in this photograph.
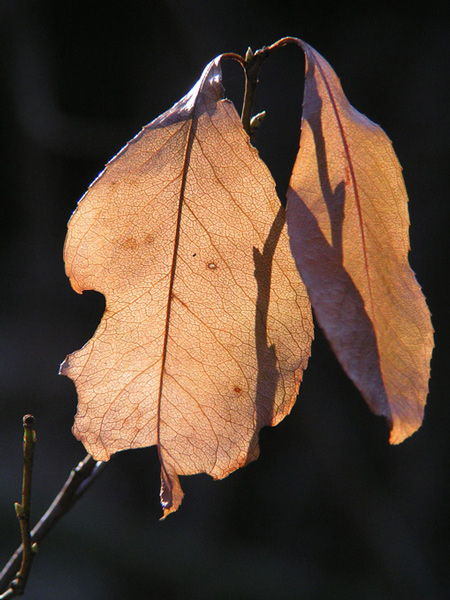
[60,56,313,517]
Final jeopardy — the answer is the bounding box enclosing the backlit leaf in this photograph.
[286,41,433,443]
[60,57,313,516]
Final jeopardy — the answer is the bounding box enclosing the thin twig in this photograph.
[220,47,270,138]
[0,453,107,596]
[240,37,303,137]
[0,415,36,599]
[240,46,270,137]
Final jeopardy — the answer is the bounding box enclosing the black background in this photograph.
[1,1,449,598]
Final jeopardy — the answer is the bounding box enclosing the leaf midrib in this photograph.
[313,49,377,326]
[155,113,197,478]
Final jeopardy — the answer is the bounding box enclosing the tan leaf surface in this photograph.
[286,41,433,443]
[60,57,313,516]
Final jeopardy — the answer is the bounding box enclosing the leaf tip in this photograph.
[66,270,84,295]
[59,355,71,377]
[388,413,424,445]
[160,464,184,519]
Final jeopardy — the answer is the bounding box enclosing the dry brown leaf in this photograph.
[60,57,313,517]
[286,41,433,443]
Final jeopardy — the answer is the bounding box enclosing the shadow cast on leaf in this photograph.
[288,61,391,423]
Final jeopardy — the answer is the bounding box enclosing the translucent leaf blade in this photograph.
[61,57,313,516]
[287,41,433,443]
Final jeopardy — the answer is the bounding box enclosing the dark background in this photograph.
[1,1,449,598]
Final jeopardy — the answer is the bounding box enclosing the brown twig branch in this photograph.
[0,449,107,597]
[221,46,272,138]
[0,416,36,599]
[240,46,270,137]
[240,38,306,138]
